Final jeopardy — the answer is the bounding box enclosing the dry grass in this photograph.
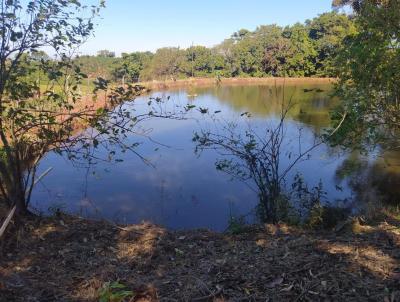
[0,213,399,301]
[139,77,336,91]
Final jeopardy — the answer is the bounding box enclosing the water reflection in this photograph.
[30,83,400,230]
[336,150,400,208]
[191,84,338,131]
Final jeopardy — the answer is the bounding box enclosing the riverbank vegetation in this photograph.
[1,10,356,89]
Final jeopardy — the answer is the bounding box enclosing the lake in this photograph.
[31,83,399,231]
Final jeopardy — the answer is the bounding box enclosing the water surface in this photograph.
[31,84,397,230]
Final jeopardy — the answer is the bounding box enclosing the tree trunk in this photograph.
[260,194,273,223]
[9,175,29,217]
[14,193,28,217]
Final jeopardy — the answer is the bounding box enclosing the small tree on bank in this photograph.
[0,0,181,218]
[193,101,322,223]
[194,94,346,223]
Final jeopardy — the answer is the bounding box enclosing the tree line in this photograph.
[76,12,356,83]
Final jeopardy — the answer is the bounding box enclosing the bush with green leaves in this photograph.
[98,281,135,302]
[194,100,326,224]
[330,0,400,150]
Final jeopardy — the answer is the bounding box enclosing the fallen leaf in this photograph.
[267,277,283,288]
[174,248,184,255]
[281,284,294,292]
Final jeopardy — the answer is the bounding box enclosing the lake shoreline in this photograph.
[1,212,399,301]
[139,77,336,91]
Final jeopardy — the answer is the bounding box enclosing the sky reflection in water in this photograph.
[32,84,383,231]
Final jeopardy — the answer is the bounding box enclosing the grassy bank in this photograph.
[0,213,399,301]
[138,77,336,91]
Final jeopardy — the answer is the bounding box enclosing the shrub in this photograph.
[98,281,135,302]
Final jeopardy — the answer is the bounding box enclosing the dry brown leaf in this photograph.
[281,284,294,292]
[267,277,283,288]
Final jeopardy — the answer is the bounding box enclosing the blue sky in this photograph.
[80,0,335,56]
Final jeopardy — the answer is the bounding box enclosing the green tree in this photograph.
[262,37,292,76]
[232,37,261,76]
[332,0,363,11]
[214,38,239,77]
[308,12,357,76]
[254,24,284,76]
[184,46,213,77]
[97,49,116,58]
[232,29,251,41]
[113,51,153,83]
[331,0,400,149]
[0,0,99,216]
[283,23,317,77]
[75,55,120,80]
[141,47,185,80]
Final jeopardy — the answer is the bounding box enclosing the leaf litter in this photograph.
[0,214,399,301]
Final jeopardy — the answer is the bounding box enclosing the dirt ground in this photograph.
[0,214,399,302]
